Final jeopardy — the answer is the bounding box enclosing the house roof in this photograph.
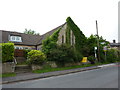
[1,30,41,46]
[0,23,66,46]
[110,43,120,47]
[37,23,66,45]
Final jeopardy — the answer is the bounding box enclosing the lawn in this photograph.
[33,63,104,73]
[0,73,16,78]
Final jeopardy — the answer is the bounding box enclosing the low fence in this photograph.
[14,49,26,63]
[14,49,24,57]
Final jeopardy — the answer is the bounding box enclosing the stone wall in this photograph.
[57,24,67,45]
[2,62,15,73]
[57,23,75,45]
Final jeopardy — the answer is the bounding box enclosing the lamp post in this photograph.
[96,20,100,62]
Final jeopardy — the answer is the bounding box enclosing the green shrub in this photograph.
[117,51,120,62]
[73,50,83,62]
[42,28,60,55]
[24,49,31,59]
[1,43,14,63]
[106,49,118,63]
[27,50,46,65]
[47,44,78,67]
[88,56,96,64]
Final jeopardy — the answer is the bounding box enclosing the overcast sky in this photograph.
[0,0,119,42]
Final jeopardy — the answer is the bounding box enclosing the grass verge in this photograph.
[33,63,104,73]
[0,73,16,78]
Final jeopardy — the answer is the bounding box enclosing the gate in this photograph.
[14,49,24,57]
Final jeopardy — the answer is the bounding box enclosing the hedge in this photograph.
[1,43,14,63]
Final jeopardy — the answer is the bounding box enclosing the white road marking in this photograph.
[98,63,116,67]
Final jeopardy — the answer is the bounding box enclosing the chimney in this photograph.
[113,40,116,43]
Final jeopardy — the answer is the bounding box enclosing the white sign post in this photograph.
[103,46,107,62]
[94,47,97,62]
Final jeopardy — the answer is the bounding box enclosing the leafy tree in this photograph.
[86,34,109,62]
[24,28,40,35]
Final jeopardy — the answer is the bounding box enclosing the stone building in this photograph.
[0,21,76,63]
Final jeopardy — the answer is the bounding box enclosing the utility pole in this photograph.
[96,20,100,62]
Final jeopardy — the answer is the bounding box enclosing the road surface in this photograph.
[2,65,118,88]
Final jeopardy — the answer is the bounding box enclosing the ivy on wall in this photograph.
[42,28,61,55]
[66,25,71,45]
[66,17,87,55]
[42,17,87,57]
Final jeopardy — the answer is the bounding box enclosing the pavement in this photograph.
[1,63,117,84]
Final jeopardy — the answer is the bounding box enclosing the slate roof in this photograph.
[37,23,66,45]
[0,30,41,46]
[110,43,120,47]
[0,23,66,46]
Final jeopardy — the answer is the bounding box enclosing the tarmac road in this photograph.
[2,64,118,88]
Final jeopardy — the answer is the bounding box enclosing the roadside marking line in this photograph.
[98,64,116,67]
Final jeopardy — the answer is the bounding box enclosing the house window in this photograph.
[62,35,64,44]
[15,46,23,49]
[10,36,22,42]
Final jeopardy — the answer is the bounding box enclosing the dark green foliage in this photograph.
[88,56,96,64]
[27,50,46,65]
[117,51,120,62]
[73,49,83,62]
[106,49,119,63]
[86,34,110,63]
[1,43,14,63]
[47,44,78,67]
[66,17,87,55]
[99,46,105,63]
[66,26,71,45]
[24,28,40,35]
[86,35,97,56]
[24,49,31,59]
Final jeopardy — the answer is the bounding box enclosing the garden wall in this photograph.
[2,62,15,73]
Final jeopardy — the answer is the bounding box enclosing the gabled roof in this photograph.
[1,30,41,46]
[0,23,66,46]
[110,43,120,47]
[37,23,66,45]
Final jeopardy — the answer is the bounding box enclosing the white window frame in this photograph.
[9,36,22,42]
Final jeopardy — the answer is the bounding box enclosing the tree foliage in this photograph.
[42,28,61,55]
[24,28,40,35]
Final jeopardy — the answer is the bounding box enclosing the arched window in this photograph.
[62,35,64,44]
